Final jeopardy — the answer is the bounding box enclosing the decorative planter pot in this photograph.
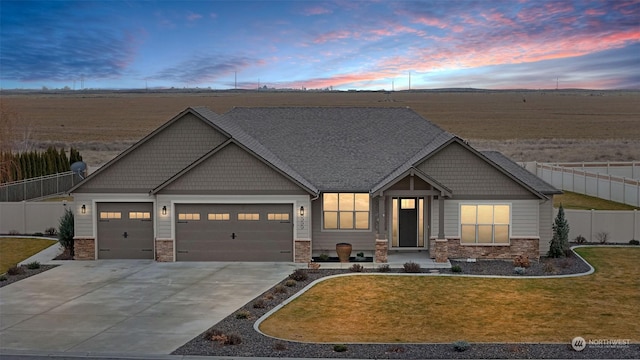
[336,243,352,263]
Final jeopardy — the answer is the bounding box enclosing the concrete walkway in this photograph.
[0,260,297,355]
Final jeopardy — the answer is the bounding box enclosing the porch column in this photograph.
[438,194,445,238]
[377,196,386,236]
[376,195,388,263]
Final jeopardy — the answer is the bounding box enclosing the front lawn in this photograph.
[0,237,57,274]
[259,247,639,343]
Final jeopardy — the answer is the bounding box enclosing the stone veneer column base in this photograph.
[155,238,174,262]
[434,239,448,263]
[74,237,95,260]
[294,239,311,263]
[375,238,388,263]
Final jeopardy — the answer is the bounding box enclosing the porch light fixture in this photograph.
[162,206,167,215]
[81,204,86,214]
[299,206,305,217]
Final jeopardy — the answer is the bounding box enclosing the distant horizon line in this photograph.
[2,87,639,93]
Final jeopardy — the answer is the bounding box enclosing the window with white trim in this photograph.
[460,204,510,244]
[323,193,369,230]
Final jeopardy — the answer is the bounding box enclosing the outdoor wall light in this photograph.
[81,204,86,214]
[299,206,305,217]
[162,206,167,215]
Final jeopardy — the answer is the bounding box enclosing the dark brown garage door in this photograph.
[175,204,293,261]
[97,202,154,259]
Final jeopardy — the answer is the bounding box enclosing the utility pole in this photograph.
[234,71,237,89]
[408,71,411,90]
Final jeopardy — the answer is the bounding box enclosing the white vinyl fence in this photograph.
[545,161,640,180]
[0,201,73,234]
[558,208,639,243]
[533,163,640,207]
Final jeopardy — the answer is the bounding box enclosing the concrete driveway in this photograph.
[0,260,297,355]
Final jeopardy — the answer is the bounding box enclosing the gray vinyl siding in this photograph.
[75,114,228,192]
[311,196,376,254]
[416,142,535,198]
[538,199,554,255]
[156,199,172,239]
[158,143,307,194]
[73,194,93,237]
[432,199,540,239]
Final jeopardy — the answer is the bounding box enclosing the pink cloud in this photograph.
[302,6,332,16]
[313,30,355,44]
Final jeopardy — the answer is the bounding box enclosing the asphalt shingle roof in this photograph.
[219,107,450,192]
[481,151,562,195]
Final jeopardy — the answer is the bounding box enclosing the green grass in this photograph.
[554,191,638,210]
[259,247,640,343]
[0,237,57,274]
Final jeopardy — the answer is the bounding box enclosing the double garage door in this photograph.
[175,204,293,261]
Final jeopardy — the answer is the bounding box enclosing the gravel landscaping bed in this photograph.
[172,252,638,359]
[0,264,58,288]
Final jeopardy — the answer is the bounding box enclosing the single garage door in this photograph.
[175,204,293,261]
[97,202,154,259]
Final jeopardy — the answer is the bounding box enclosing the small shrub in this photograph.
[235,310,250,319]
[204,328,224,340]
[349,263,364,272]
[58,208,75,256]
[317,253,330,261]
[273,341,288,351]
[7,265,23,276]
[253,299,266,309]
[284,279,297,287]
[33,232,44,237]
[0,275,7,281]
[403,261,421,273]
[512,255,530,268]
[377,264,390,273]
[452,340,471,352]
[273,284,287,294]
[629,239,640,245]
[207,329,242,345]
[289,268,308,281]
[263,293,274,300]
[543,262,556,274]
[44,227,57,236]
[333,344,348,352]
[8,229,19,235]
[225,333,242,345]
[574,234,586,244]
[451,265,462,273]
[26,261,41,269]
[513,266,526,275]
[596,231,609,244]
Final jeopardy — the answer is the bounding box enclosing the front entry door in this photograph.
[399,198,417,247]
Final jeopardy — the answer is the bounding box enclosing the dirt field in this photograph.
[2,90,639,167]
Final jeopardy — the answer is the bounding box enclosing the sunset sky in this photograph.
[1,0,639,90]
